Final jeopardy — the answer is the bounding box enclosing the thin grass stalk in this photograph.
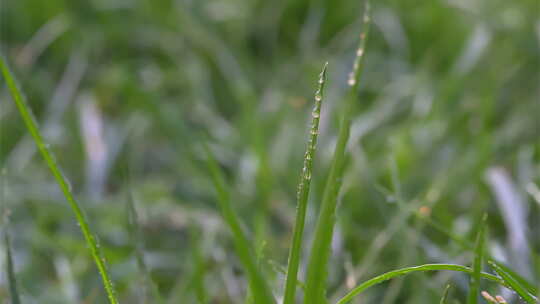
[439,284,452,304]
[282,62,328,304]
[204,144,275,304]
[127,193,163,304]
[335,264,508,304]
[0,56,119,304]
[4,232,21,304]
[303,3,371,304]
[467,214,487,304]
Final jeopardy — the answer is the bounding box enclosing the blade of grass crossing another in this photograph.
[283,62,328,304]
[335,264,509,304]
[467,214,487,304]
[204,144,275,304]
[488,261,538,304]
[303,3,371,304]
[0,55,119,304]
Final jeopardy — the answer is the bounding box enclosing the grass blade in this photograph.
[490,260,538,296]
[303,3,371,304]
[467,214,487,304]
[126,193,163,304]
[416,213,538,295]
[282,62,328,304]
[204,144,275,304]
[335,264,508,304]
[4,232,21,304]
[0,55,119,304]
[488,261,538,304]
[439,284,451,304]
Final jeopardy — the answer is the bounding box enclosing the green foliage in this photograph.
[1,0,539,302]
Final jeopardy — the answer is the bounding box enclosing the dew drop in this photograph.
[315,94,322,102]
[310,129,318,135]
[348,77,356,86]
[312,110,320,118]
[356,48,364,57]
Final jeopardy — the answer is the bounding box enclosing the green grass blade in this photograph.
[489,260,538,296]
[204,144,275,304]
[467,214,487,304]
[4,232,21,304]
[282,62,328,304]
[439,284,451,304]
[0,55,119,304]
[416,213,538,295]
[126,194,163,304]
[335,264,508,304]
[303,3,371,304]
[488,261,538,304]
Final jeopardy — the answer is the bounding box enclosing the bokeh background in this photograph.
[1,0,539,303]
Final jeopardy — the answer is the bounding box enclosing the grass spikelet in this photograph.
[282,62,328,304]
[303,3,371,303]
[0,55,119,304]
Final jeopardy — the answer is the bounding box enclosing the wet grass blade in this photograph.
[439,284,451,304]
[282,62,328,304]
[0,55,119,304]
[467,214,487,304]
[303,3,371,304]
[335,264,508,304]
[204,144,275,304]
[4,232,21,304]
[488,261,538,304]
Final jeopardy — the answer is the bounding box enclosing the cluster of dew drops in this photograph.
[296,66,327,200]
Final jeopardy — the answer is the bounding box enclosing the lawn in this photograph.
[1,0,539,303]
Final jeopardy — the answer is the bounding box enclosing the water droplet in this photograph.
[312,110,320,118]
[348,77,356,86]
[318,77,324,84]
[315,94,322,102]
[310,129,318,135]
[305,153,312,160]
[303,170,311,180]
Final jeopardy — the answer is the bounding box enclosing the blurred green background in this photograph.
[1,0,539,303]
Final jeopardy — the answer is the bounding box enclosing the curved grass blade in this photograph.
[0,55,119,304]
[439,284,451,304]
[488,261,538,304]
[335,264,508,304]
[303,3,371,304]
[416,213,538,295]
[4,232,21,304]
[204,144,275,304]
[282,62,328,304]
[467,214,487,304]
